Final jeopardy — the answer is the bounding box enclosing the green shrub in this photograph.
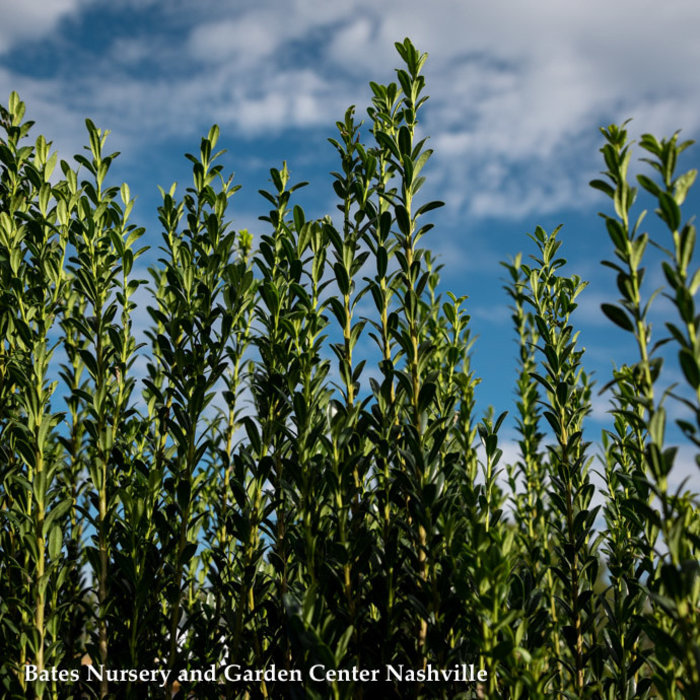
[1,38,698,700]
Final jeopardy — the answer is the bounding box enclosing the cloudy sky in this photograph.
[2,0,699,483]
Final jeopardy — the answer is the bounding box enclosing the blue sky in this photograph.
[2,0,699,488]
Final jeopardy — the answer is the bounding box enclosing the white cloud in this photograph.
[211,68,344,133]
[0,0,90,54]
[109,37,154,66]
[2,0,699,222]
[188,15,279,67]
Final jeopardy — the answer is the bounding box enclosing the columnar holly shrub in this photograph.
[1,39,699,700]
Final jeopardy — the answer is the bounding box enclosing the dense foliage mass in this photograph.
[1,39,699,699]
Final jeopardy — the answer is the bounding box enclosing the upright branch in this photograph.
[147,125,239,692]
[522,226,600,697]
[502,253,546,551]
[0,93,73,699]
[591,121,663,698]
[372,39,446,667]
[64,118,144,698]
[253,161,307,684]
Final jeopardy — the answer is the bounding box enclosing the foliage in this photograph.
[1,38,699,699]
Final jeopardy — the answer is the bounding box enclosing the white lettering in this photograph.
[309,664,326,681]
[24,666,80,683]
[224,664,241,682]
[158,669,171,687]
[86,664,104,682]
[385,664,403,681]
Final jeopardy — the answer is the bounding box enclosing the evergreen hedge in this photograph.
[1,38,698,699]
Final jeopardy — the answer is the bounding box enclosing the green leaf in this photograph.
[673,168,696,205]
[601,303,634,332]
[636,174,661,197]
[590,178,614,198]
[293,204,305,233]
[48,525,62,560]
[417,382,436,414]
[374,130,400,161]
[679,348,700,389]
[395,204,411,236]
[657,191,681,231]
[415,200,444,217]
